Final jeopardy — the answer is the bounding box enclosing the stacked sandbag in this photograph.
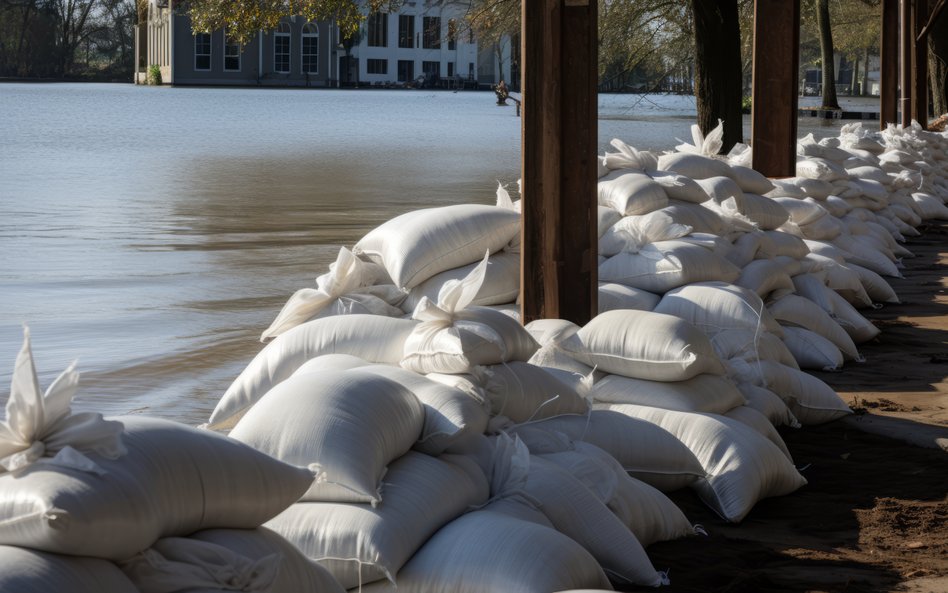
[0,330,336,593]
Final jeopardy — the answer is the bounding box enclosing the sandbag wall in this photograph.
[2,120,947,593]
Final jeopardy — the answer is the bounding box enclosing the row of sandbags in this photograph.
[3,120,946,593]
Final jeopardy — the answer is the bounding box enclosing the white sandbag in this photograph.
[845,164,890,184]
[653,281,783,338]
[781,326,844,371]
[823,195,854,218]
[710,328,799,369]
[723,406,793,461]
[791,271,837,312]
[771,197,829,226]
[606,405,807,522]
[726,232,776,267]
[734,259,795,299]
[755,361,852,425]
[912,192,948,219]
[767,294,862,361]
[598,210,692,257]
[602,138,659,171]
[265,452,488,589]
[228,370,424,504]
[598,170,669,215]
[359,511,613,593]
[658,201,728,235]
[797,212,845,241]
[401,255,538,374]
[524,319,581,347]
[831,234,902,277]
[598,206,623,237]
[521,457,668,586]
[508,410,705,492]
[598,282,660,313]
[696,176,744,205]
[592,373,745,415]
[400,250,520,313]
[0,545,139,593]
[675,231,734,256]
[804,253,873,308]
[209,315,417,429]
[353,204,520,289]
[796,157,848,181]
[261,247,402,341]
[762,230,810,259]
[540,441,694,546]
[802,239,849,263]
[121,528,346,593]
[729,165,775,194]
[559,309,725,381]
[657,152,734,180]
[648,170,710,203]
[352,365,490,455]
[0,416,313,560]
[598,239,740,294]
[292,352,372,375]
[479,361,590,423]
[736,383,800,428]
[823,288,881,343]
[848,263,899,303]
[740,193,791,230]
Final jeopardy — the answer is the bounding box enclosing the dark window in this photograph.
[422,16,440,49]
[468,62,474,79]
[398,15,414,48]
[397,59,414,82]
[367,58,387,74]
[447,19,457,50]
[447,62,454,77]
[367,12,388,47]
[301,23,318,74]
[224,31,240,71]
[422,60,440,79]
[274,23,290,73]
[194,33,211,71]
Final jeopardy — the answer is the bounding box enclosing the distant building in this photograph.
[134,0,513,89]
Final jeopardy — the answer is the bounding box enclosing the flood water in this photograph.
[0,83,864,425]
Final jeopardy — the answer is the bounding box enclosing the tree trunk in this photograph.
[691,0,743,153]
[816,0,840,109]
[929,10,948,116]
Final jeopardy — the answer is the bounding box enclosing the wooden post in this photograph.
[520,0,598,325]
[901,0,913,127]
[881,0,900,127]
[914,0,929,124]
[751,0,800,178]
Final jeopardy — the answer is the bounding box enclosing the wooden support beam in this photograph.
[881,0,900,128]
[520,0,598,325]
[751,0,800,178]
[901,0,913,127]
[914,0,929,123]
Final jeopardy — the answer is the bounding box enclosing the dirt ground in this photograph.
[635,222,948,593]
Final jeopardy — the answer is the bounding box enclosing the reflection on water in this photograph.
[0,83,875,425]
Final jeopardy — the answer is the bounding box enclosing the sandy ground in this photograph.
[635,222,948,593]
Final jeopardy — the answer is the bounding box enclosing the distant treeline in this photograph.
[0,0,136,80]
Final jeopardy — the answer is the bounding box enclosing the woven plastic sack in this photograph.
[0,545,139,593]
[657,201,729,235]
[598,282,660,313]
[0,416,313,559]
[753,361,852,425]
[597,170,669,216]
[710,328,799,369]
[734,259,795,300]
[508,410,704,492]
[657,151,733,180]
[400,250,520,313]
[521,456,667,587]
[228,369,423,504]
[539,441,695,546]
[559,309,725,381]
[598,239,740,294]
[266,452,489,589]
[648,170,711,203]
[848,263,899,303]
[736,382,800,427]
[729,165,775,194]
[767,294,862,360]
[209,315,417,429]
[654,281,783,338]
[607,405,807,522]
[359,510,613,593]
[781,326,844,371]
[478,361,590,423]
[740,193,790,230]
[723,406,793,461]
[598,211,692,257]
[354,204,520,290]
[260,247,402,341]
[591,373,745,415]
[119,527,346,593]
